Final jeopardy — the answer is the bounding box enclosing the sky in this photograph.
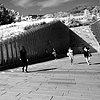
[1,0,100,16]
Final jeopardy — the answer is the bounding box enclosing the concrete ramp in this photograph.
[91,20,100,46]
[70,26,100,53]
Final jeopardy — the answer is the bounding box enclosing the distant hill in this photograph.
[0,3,100,26]
[68,5,100,14]
[43,5,100,18]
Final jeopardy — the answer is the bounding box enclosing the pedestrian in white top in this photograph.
[67,47,74,65]
[52,48,57,59]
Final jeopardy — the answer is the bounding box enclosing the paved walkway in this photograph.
[0,53,100,100]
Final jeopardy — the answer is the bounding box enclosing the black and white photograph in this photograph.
[0,0,100,100]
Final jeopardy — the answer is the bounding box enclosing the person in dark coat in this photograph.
[82,45,91,65]
[20,46,28,72]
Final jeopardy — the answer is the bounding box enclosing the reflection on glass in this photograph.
[2,44,7,62]
[8,43,12,59]
[0,47,2,64]
[12,43,16,58]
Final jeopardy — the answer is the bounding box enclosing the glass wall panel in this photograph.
[12,43,16,58]
[0,46,2,65]
[8,43,12,59]
[15,42,20,58]
[2,44,7,63]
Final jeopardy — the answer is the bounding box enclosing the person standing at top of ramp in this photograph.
[20,46,28,72]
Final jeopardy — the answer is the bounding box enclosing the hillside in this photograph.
[42,5,100,18]
[68,5,100,14]
[0,3,100,26]
[0,17,57,41]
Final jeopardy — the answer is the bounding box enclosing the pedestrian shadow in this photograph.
[74,62,100,65]
[78,62,87,64]
[74,62,87,65]
[28,68,57,73]
[91,62,100,65]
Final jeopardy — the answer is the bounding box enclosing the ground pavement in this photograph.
[0,53,100,100]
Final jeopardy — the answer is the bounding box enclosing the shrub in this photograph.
[24,25,32,30]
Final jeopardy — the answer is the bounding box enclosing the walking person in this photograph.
[67,47,74,65]
[52,48,57,59]
[82,45,91,65]
[20,46,28,72]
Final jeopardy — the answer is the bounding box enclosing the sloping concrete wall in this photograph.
[22,21,70,59]
[71,26,99,53]
[91,20,100,44]
[0,21,71,68]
